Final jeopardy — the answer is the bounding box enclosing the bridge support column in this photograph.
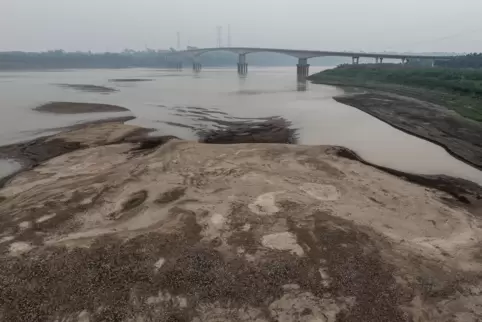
[237,54,248,75]
[193,62,202,72]
[176,61,183,71]
[401,57,409,65]
[296,58,310,78]
[352,56,360,65]
[380,57,384,64]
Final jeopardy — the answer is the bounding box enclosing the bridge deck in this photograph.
[176,47,455,60]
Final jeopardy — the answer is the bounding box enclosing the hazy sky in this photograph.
[1,0,481,53]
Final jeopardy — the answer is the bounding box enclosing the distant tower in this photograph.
[177,32,181,50]
[227,24,231,47]
[216,26,223,48]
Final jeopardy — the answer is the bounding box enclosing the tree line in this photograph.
[0,49,349,70]
[436,53,482,68]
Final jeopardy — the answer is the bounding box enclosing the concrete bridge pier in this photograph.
[192,61,202,72]
[352,57,360,64]
[401,57,409,65]
[176,61,183,71]
[375,57,384,64]
[237,54,248,75]
[296,58,310,78]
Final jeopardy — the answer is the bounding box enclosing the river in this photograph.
[1,66,482,184]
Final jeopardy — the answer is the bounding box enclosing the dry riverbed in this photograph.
[0,116,481,321]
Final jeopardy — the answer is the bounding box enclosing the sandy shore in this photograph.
[0,116,141,185]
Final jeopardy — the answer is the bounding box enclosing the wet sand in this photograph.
[55,83,117,93]
[34,102,129,114]
[109,78,153,82]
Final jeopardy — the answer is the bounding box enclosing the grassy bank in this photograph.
[308,64,482,122]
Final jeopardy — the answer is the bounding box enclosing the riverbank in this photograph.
[308,64,482,121]
[0,120,481,321]
[309,65,482,170]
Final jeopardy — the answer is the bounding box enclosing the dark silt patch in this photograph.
[0,138,86,188]
[55,83,117,93]
[127,135,179,151]
[155,187,187,204]
[34,102,129,114]
[109,78,153,82]
[155,103,298,145]
[122,190,148,211]
[199,117,298,144]
[0,117,140,189]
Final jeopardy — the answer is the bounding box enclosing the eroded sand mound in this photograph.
[0,123,481,321]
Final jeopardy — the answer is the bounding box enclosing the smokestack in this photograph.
[227,25,231,47]
[216,26,222,48]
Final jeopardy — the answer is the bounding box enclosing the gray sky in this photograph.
[1,0,481,53]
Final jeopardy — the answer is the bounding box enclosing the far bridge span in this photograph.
[171,47,455,77]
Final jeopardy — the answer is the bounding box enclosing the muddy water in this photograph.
[1,67,482,184]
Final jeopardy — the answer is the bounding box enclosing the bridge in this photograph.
[171,47,455,77]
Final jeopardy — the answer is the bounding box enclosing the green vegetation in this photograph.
[308,64,482,121]
[0,50,169,70]
[436,53,482,68]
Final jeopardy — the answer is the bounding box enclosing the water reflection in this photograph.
[297,77,307,92]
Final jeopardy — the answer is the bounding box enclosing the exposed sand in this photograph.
[0,122,481,321]
[55,83,118,93]
[109,78,153,82]
[34,102,129,114]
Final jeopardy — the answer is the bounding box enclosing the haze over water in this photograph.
[1,66,481,184]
